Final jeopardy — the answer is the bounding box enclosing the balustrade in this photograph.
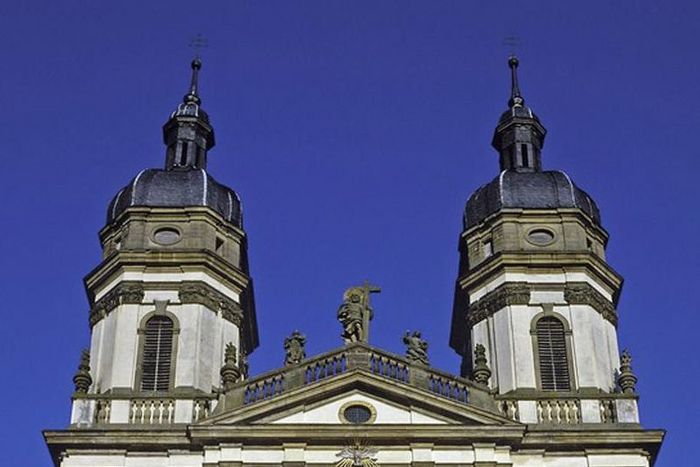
[94,399,111,424]
[244,374,285,404]
[129,398,175,424]
[369,353,409,382]
[498,400,519,420]
[305,353,347,384]
[599,399,617,423]
[537,399,580,424]
[428,374,469,404]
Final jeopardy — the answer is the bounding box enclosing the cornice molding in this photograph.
[89,282,145,327]
[467,283,530,326]
[466,282,617,327]
[179,282,243,326]
[84,250,250,300]
[457,251,623,303]
[89,281,243,327]
[564,282,618,326]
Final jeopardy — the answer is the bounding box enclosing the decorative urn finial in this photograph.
[72,349,92,394]
[472,343,492,385]
[618,349,638,394]
[284,330,307,366]
[220,342,241,390]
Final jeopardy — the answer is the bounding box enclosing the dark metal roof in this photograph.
[464,170,600,228]
[107,168,242,227]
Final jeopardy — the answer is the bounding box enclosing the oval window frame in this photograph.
[151,226,182,246]
[526,227,556,246]
[338,401,377,425]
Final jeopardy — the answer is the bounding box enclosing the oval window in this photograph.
[153,227,181,245]
[343,404,372,424]
[528,229,554,245]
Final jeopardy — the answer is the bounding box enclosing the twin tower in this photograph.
[70,57,638,427]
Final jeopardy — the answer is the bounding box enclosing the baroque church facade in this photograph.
[44,57,664,466]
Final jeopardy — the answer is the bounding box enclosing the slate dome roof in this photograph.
[464,169,600,229]
[107,168,242,227]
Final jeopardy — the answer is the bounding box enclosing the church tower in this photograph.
[450,57,637,424]
[71,59,258,425]
[46,55,663,467]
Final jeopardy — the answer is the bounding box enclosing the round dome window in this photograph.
[341,403,375,424]
[527,229,555,245]
[153,227,181,245]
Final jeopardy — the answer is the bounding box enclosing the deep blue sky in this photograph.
[1,1,697,465]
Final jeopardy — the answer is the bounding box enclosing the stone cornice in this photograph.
[179,282,244,326]
[463,208,610,242]
[100,206,246,241]
[457,251,623,303]
[467,283,530,327]
[84,249,250,301]
[564,282,618,326]
[89,281,244,327]
[89,282,145,327]
[465,282,617,327]
[44,426,664,467]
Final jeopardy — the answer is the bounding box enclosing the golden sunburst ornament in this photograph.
[335,440,378,467]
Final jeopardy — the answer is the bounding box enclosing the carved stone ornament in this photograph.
[179,282,244,326]
[220,342,241,390]
[403,330,429,366]
[564,282,618,325]
[618,349,638,394]
[472,343,491,385]
[467,282,530,326]
[89,282,145,326]
[72,349,92,394]
[284,330,307,366]
[336,441,378,467]
[337,282,380,344]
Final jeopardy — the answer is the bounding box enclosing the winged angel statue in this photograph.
[335,441,378,467]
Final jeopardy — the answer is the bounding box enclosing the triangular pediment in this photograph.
[203,368,516,427]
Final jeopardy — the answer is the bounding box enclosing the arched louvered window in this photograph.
[535,317,571,391]
[140,316,174,391]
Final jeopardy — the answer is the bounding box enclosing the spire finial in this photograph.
[508,55,524,108]
[184,34,208,105]
[184,58,202,105]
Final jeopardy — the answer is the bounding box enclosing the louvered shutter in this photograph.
[536,317,571,391]
[140,316,174,391]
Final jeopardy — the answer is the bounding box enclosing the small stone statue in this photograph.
[403,331,429,366]
[239,348,249,380]
[220,342,241,390]
[72,349,92,394]
[618,349,638,394]
[472,343,492,385]
[284,330,307,366]
[337,282,380,344]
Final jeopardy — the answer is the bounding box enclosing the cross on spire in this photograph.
[189,33,208,59]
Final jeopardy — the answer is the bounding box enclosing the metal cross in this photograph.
[502,35,521,55]
[189,33,209,58]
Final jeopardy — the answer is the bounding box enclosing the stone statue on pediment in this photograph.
[337,282,380,344]
[284,330,307,366]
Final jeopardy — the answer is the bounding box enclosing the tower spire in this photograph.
[184,58,202,105]
[508,55,524,107]
[162,58,215,170]
[491,56,546,172]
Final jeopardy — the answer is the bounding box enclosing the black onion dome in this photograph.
[107,168,242,227]
[464,170,600,229]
